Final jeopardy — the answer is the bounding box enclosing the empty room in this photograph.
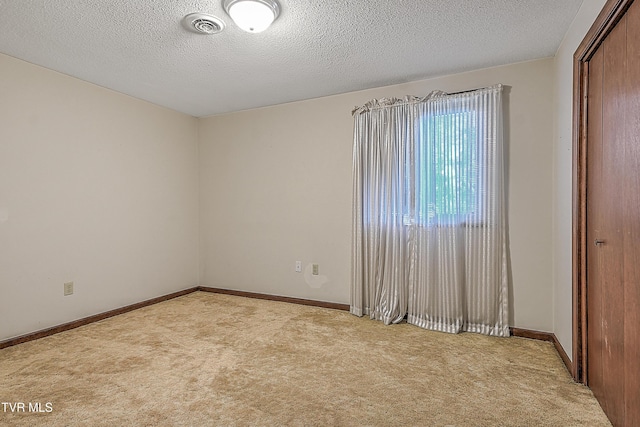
[1,0,637,426]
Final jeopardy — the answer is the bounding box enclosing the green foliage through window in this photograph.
[413,110,480,224]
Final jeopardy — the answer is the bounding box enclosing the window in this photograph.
[411,108,481,226]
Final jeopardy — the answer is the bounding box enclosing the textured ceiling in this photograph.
[0,0,583,117]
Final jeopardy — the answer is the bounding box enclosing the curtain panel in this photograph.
[350,85,509,337]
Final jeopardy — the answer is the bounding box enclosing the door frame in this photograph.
[572,0,634,384]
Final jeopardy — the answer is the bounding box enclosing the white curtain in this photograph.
[350,85,509,337]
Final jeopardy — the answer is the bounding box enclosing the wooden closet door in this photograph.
[586,2,640,425]
[623,3,640,425]
[586,42,607,415]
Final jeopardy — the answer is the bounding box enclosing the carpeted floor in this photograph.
[0,291,610,426]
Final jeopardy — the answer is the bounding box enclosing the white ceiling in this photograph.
[0,0,583,117]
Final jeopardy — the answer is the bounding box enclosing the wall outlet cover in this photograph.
[64,281,74,296]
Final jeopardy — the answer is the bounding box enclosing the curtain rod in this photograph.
[447,86,487,95]
[352,84,502,115]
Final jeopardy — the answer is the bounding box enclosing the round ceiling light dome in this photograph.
[224,0,280,33]
[182,13,226,35]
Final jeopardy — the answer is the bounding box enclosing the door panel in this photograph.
[624,2,640,425]
[586,2,640,425]
[599,14,627,426]
[586,45,605,408]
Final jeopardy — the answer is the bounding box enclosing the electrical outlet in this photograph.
[295,261,302,273]
[64,281,74,296]
[312,264,319,275]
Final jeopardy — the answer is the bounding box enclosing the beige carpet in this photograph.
[0,291,610,426]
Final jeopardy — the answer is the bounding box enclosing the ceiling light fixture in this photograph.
[223,0,280,33]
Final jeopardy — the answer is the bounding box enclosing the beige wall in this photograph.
[199,58,555,331]
[552,0,608,361]
[0,46,566,340]
[0,54,199,341]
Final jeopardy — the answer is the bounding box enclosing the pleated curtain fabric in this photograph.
[351,85,509,337]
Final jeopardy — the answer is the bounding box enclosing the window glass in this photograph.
[414,109,479,225]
